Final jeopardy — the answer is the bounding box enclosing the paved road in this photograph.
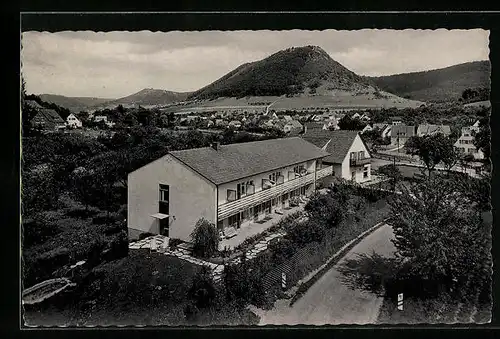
[255,224,396,325]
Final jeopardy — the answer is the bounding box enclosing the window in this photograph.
[158,184,170,219]
[159,184,169,203]
[363,166,369,178]
[293,165,304,173]
[269,171,282,183]
[227,189,237,202]
[350,152,357,160]
[358,151,365,159]
[352,171,356,180]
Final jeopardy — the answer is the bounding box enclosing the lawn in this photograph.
[23,249,259,326]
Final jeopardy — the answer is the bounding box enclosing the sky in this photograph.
[21,29,490,99]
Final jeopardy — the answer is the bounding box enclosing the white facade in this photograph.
[128,154,217,242]
[325,134,372,184]
[128,153,332,243]
[454,124,484,160]
[66,114,82,128]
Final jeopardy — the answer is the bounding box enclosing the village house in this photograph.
[359,113,371,122]
[351,112,361,120]
[94,115,115,128]
[372,123,392,138]
[361,124,373,134]
[390,116,403,126]
[391,125,416,147]
[127,138,333,246]
[283,115,293,122]
[228,120,242,129]
[416,124,451,137]
[302,130,372,183]
[66,113,82,128]
[322,118,339,131]
[283,120,304,134]
[31,108,66,131]
[454,120,484,160]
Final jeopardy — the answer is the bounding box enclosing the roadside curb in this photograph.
[288,218,390,306]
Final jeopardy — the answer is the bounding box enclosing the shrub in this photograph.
[92,212,119,225]
[169,238,183,249]
[65,207,99,219]
[191,218,219,258]
[22,216,62,248]
[269,238,295,264]
[287,219,325,247]
[188,266,216,309]
[138,232,155,240]
[223,257,266,307]
[101,231,129,262]
[23,247,71,287]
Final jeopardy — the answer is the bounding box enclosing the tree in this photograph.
[338,115,366,131]
[190,218,219,258]
[388,174,488,295]
[70,167,96,211]
[304,191,343,228]
[405,134,456,176]
[377,164,402,192]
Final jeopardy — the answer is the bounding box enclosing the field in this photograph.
[162,91,424,115]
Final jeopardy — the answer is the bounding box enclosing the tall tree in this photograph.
[389,174,489,295]
[405,134,456,176]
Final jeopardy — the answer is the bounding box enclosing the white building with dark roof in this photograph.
[302,130,372,183]
[454,120,484,160]
[127,138,333,246]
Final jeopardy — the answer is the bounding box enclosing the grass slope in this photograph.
[368,61,491,103]
[189,45,377,100]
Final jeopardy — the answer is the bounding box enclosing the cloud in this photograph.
[21,29,490,98]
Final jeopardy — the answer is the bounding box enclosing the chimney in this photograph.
[211,142,220,151]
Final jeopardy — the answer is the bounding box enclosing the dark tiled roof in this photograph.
[25,100,43,109]
[169,137,330,185]
[302,130,359,164]
[417,124,451,135]
[33,109,65,124]
[391,125,416,137]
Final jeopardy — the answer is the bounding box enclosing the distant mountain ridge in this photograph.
[104,88,191,107]
[189,45,377,100]
[39,89,191,112]
[38,94,114,113]
[366,61,491,103]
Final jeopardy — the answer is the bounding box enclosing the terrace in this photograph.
[218,203,304,250]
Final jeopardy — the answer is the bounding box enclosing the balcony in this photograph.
[350,157,371,167]
[316,166,333,179]
[218,166,334,220]
[218,171,315,220]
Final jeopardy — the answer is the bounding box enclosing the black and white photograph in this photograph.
[20,26,492,326]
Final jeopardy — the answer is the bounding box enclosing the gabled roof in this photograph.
[391,125,415,136]
[373,123,390,130]
[302,130,361,164]
[34,109,65,124]
[168,137,330,185]
[25,100,43,109]
[285,120,303,129]
[283,115,293,121]
[417,124,451,135]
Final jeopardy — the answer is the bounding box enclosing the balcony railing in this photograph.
[218,166,333,220]
[316,166,333,179]
[218,171,315,220]
[350,157,371,167]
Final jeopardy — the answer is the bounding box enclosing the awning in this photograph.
[150,213,169,219]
